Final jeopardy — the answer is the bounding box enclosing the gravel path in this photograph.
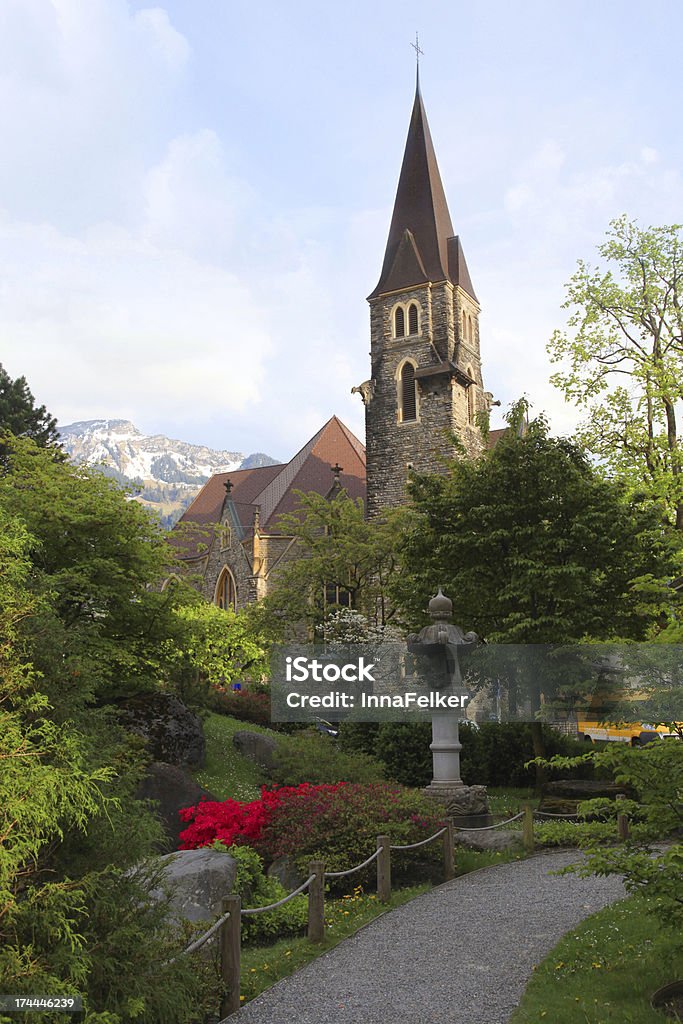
[231,850,625,1024]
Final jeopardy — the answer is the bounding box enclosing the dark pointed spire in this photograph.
[369,79,477,302]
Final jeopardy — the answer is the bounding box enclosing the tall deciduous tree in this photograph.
[393,407,679,767]
[260,490,407,638]
[396,407,674,643]
[548,216,683,529]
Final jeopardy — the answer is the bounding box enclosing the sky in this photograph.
[2,0,683,462]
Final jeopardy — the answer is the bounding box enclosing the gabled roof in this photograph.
[174,416,366,559]
[368,78,477,302]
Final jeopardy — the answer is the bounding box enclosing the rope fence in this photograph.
[176,798,632,1019]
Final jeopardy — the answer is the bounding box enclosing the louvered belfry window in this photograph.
[394,306,405,337]
[401,362,417,422]
[408,303,419,335]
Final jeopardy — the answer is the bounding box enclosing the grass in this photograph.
[239,884,429,1004]
[510,896,682,1024]
[192,711,278,800]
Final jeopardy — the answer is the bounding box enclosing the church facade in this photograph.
[174,75,494,609]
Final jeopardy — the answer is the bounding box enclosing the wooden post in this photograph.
[443,820,455,881]
[377,834,392,904]
[220,895,241,1019]
[616,794,630,841]
[522,803,535,853]
[307,860,325,943]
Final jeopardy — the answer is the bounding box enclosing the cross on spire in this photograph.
[411,32,424,67]
[224,479,233,495]
[331,462,343,479]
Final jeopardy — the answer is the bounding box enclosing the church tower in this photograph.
[360,74,487,517]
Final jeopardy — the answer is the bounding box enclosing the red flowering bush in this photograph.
[179,782,445,893]
[178,783,342,850]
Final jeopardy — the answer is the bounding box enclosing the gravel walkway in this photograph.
[231,850,625,1024]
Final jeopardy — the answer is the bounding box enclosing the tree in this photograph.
[548,216,683,530]
[393,406,679,772]
[0,363,60,451]
[260,490,407,638]
[0,438,227,1019]
[396,406,675,644]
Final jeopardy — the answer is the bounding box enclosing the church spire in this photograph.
[368,77,476,301]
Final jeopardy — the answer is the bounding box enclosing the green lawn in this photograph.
[510,896,682,1023]
[192,712,277,800]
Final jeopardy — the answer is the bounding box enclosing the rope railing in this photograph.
[451,811,525,832]
[325,848,381,879]
[390,826,447,851]
[533,809,581,819]
[164,907,233,965]
[241,873,316,915]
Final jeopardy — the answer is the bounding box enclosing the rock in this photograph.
[452,829,523,854]
[232,730,279,772]
[539,779,631,815]
[267,856,304,893]
[116,692,206,767]
[137,762,218,854]
[152,848,238,923]
[444,785,490,817]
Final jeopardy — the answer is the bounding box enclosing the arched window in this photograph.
[408,302,419,335]
[462,310,467,338]
[400,362,417,422]
[394,306,405,338]
[215,567,237,610]
[468,315,473,342]
[467,366,475,424]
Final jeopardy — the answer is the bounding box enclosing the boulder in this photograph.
[116,692,206,767]
[232,730,279,772]
[267,856,305,893]
[539,779,631,815]
[137,762,218,853]
[453,829,523,854]
[152,848,238,923]
[444,785,490,818]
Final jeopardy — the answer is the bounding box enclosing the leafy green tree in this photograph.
[261,490,407,638]
[0,363,60,451]
[396,406,676,644]
[548,216,683,529]
[538,742,683,931]
[0,439,230,1020]
[394,406,679,770]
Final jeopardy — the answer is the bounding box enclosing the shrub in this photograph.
[226,844,307,945]
[271,730,385,786]
[179,783,446,895]
[208,687,272,727]
[373,722,432,787]
[256,782,445,892]
[359,721,595,789]
[337,721,380,758]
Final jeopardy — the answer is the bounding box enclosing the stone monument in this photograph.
[407,589,489,816]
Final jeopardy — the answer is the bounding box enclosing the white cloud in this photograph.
[134,7,190,70]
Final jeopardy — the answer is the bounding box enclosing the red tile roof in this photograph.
[174,416,366,558]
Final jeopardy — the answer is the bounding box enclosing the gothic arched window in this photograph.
[400,361,417,422]
[215,567,237,611]
[408,303,419,335]
[394,306,405,338]
[467,366,475,424]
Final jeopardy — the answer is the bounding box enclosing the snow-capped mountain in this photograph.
[59,419,278,527]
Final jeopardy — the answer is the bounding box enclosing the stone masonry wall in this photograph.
[366,280,487,517]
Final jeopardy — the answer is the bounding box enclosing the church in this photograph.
[174,73,500,610]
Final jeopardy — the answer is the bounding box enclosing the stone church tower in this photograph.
[360,75,488,517]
